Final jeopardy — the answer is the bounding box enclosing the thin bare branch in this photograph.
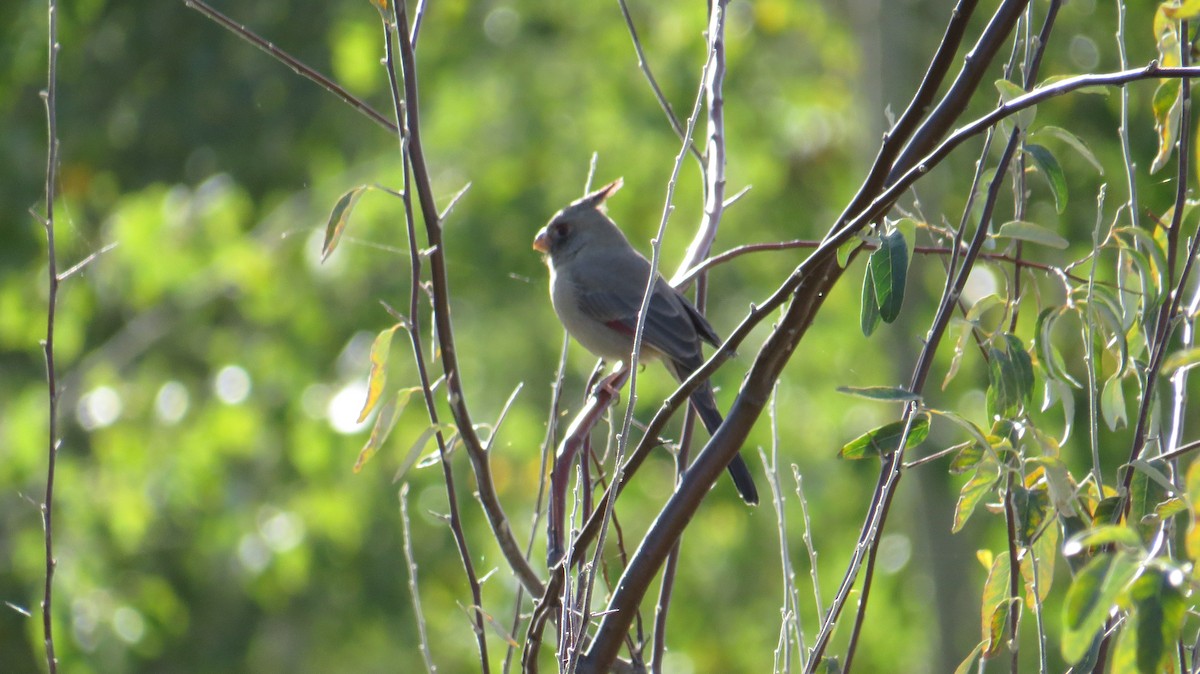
[39,0,61,670]
[183,0,397,134]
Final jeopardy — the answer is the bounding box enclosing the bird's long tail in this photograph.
[689,382,759,505]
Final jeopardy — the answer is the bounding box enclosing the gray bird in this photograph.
[532,178,758,505]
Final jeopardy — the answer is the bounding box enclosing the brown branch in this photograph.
[381,11,491,672]
[617,0,703,165]
[389,2,543,598]
[678,237,1093,287]
[1118,24,1200,517]
[183,0,397,134]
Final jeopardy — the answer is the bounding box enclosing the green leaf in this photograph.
[980,551,1013,656]
[953,641,987,674]
[930,408,993,458]
[834,385,920,402]
[1154,497,1187,521]
[1161,347,1200,375]
[1063,525,1142,555]
[995,78,1036,131]
[394,422,456,483]
[1062,551,1138,663]
[1024,144,1068,214]
[869,228,908,323]
[1032,125,1103,174]
[995,220,1070,249]
[1120,569,1187,674]
[860,259,881,337]
[353,387,419,473]
[1100,374,1127,431]
[1030,455,1079,519]
[836,236,860,269]
[953,457,1001,532]
[1115,227,1168,320]
[986,334,1034,419]
[1020,518,1058,608]
[322,185,370,262]
[1011,484,1050,545]
[839,414,930,459]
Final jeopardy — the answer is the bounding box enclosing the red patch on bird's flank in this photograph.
[605,320,635,336]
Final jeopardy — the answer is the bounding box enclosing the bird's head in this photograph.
[533,178,627,262]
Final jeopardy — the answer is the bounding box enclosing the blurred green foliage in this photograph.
[2,0,1192,672]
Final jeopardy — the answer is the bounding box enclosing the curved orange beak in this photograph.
[532,228,550,253]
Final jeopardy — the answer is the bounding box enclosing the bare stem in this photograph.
[40,0,61,670]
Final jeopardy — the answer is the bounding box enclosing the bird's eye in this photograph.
[552,221,569,238]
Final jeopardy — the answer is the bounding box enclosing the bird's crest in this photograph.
[572,177,624,213]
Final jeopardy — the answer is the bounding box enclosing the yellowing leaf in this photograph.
[1163,0,1200,21]
[353,388,420,473]
[358,324,405,423]
[1186,459,1200,560]
[1151,79,1181,175]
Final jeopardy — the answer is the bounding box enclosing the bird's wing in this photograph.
[570,252,706,366]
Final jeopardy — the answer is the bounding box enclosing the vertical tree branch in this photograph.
[39,1,61,671]
[673,0,729,285]
[380,8,492,672]
[1118,18,1198,512]
[388,0,543,598]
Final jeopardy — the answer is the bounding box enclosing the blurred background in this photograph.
[1,0,1179,671]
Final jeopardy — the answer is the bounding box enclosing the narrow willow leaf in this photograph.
[835,385,920,402]
[1115,227,1168,317]
[1030,455,1079,519]
[953,641,987,674]
[1186,459,1200,561]
[995,220,1070,249]
[1061,551,1138,664]
[1024,144,1068,214]
[987,334,1034,419]
[322,185,370,262]
[1155,497,1187,521]
[942,318,974,389]
[995,78,1036,131]
[966,293,1007,322]
[358,324,405,423]
[980,551,1012,656]
[1064,524,1142,554]
[931,408,993,455]
[1161,347,1200,375]
[836,236,860,269]
[839,414,930,459]
[1020,520,1058,608]
[1100,374,1127,431]
[860,261,881,336]
[953,458,1001,532]
[1151,79,1181,174]
[894,216,918,264]
[1033,125,1103,174]
[1128,460,1176,537]
[1126,569,1187,674]
[394,423,456,483]
[869,228,908,323]
[354,391,404,473]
